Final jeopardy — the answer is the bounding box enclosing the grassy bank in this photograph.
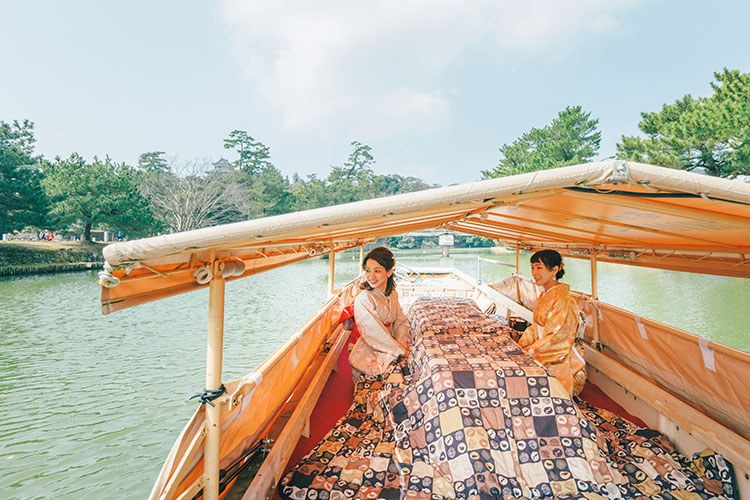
[0,240,104,276]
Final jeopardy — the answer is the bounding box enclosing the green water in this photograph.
[1,249,748,499]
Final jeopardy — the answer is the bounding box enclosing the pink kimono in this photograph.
[349,288,409,376]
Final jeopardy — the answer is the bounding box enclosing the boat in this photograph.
[97,161,750,500]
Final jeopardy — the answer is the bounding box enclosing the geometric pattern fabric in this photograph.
[280,297,736,500]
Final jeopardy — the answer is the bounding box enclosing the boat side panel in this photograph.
[152,286,352,500]
[575,294,750,440]
[587,360,750,500]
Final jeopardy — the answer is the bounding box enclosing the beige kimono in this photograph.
[349,288,409,376]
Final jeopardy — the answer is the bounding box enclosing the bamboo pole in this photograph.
[204,257,225,500]
[359,245,365,269]
[515,243,521,304]
[328,250,336,295]
[590,247,600,348]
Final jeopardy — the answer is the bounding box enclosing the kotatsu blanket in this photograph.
[280,297,736,500]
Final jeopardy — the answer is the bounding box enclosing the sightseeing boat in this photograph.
[97,161,750,500]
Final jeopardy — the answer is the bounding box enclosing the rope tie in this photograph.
[98,270,120,287]
[190,384,227,407]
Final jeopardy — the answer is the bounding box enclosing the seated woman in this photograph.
[518,249,586,396]
[349,246,409,380]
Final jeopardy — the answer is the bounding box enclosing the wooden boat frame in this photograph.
[97,162,750,500]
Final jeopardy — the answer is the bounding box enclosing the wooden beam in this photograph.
[103,249,327,314]
[174,477,204,500]
[157,422,206,500]
[319,211,469,241]
[478,212,657,247]
[590,251,600,347]
[515,244,521,303]
[450,220,587,245]
[446,223,550,244]
[328,248,335,295]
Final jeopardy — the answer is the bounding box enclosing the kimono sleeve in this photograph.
[354,292,405,356]
[523,291,574,362]
[390,291,409,346]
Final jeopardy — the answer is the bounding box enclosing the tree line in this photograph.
[0,129,435,240]
[2,68,747,241]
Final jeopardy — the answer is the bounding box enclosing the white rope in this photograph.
[98,270,120,288]
[193,264,213,284]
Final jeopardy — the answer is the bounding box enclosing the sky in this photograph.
[2,0,749,186]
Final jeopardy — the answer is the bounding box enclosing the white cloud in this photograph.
[220,0,638,139]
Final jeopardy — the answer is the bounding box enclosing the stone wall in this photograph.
[0,243,104,276]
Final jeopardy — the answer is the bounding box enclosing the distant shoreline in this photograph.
[0,240,104,276]
[0,261,102,276]
[0,240,510,277]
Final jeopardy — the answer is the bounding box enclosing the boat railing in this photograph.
[476,256,515,284]
[394,263,421,282]
[148,283,356,500]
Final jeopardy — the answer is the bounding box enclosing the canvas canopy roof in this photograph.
[100,161,750,314]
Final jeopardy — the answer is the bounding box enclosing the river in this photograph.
[1,248,748,499]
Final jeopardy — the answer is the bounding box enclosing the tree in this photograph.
[141,160,247,232]
[617,69,750,178]
[223,130,272,176]
[326,141,376,204]
[370,173,435,197]
[244,165,292,218]
[137,151,169,172]
[42,154,153,241]
[291,140,436,211]
[221,131,292,219]
[291,173,329,211]
[104,165,161,238]
[482,106,601,178]
[0,119,49,234]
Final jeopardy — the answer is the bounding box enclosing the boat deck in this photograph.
[271,336,646,500]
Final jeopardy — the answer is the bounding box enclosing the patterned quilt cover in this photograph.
[279,297,736,500]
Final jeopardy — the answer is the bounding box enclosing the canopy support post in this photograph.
[515,243,521,303]
[328,249,336,295]
[204,257,225,500]
[359,245,365,270]
[590,247,600,349]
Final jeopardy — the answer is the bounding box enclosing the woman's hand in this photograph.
[399,340,410,357]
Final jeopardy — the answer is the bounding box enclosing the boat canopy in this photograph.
[100,161,750,314]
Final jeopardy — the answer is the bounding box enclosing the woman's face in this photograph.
[531,260,559,289]
[364,258,392,293]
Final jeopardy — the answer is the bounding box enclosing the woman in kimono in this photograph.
[349,246,409,380]
[518,249,586,396]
